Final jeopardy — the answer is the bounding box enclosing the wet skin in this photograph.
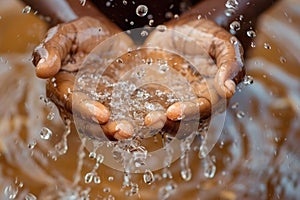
[26,0,276,140]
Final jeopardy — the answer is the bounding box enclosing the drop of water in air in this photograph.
[84,172,94,184]
[225,0,239,10]
[157,25,167,32]
[246,30,256,38]
[236,110,245,119]
[229,21,241,33]
[25,193,37,200]
[280,56,287,63]
[243,75,254,85]
[4,185,18,199]
[149,19,154,26]
[143,169,155,185]
[264,43,272,50]
[22,5,31,14]
[136,5,148,17]
[140,30,148,37]
[203,156,216,178]
[40,127,52,140]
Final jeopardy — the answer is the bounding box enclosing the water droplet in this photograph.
[174,14,179,19]
[47,111,55,120]
[149,19,154,26]
[80,0,86,6]
[84,172,94,183]
[106,1,111,7]
[165,12,173,19]
[143,169,155,185]
[96,154,104,164]
[243,75,254,85]
[264,43,272,50]
[180,168,192,181]
[159,64,169,73]
[229,21,240,34]
[108,176,114,181]
[225,0,239,10]
[89,151,96,159]
[236,110,245,119]
[122,0,127,5]
[246,30,256,38]
[22,5,31,14]
[140,30,148,37]
[231,102,239,109]
[40,127,52,140]
[251,41,256,48]
[203,156,216,178]
[224,9,235,17]
[103,187,111,193]
[130,21,134,26]
[28,140,37,149]
[157,25,167,32]
[25,193,37,200]
[4,185,18,199]
[158,181,177,200]
[94,175,101,184]
[136,5,148,17]
[280,56,287,63]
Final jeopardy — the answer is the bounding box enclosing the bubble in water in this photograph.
[84,172,94,184]
[143,169,155,185]
[264,43,272,50]
[243,75,254,85]
[229,21,241,33]
[136,5,148,17]
[22,5,31,14]
[108,176,114,182]
[4,185,18,199]
[40,127,52,140]
[25,193,37,200]
[159,64,169,73]
[225,0,239,10]
[246,30,256,38]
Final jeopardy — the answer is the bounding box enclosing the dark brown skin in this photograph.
[22,0,277,140]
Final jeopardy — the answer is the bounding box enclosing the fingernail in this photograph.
[85,101,110,124]
[144,111,166,129]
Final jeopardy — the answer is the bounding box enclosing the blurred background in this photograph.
[0,0,300,199]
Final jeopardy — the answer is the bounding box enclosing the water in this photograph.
[136,5,148,17]
[40,127,52,140]
[1,0,300,199]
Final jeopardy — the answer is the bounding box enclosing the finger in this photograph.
[166,97,211,121]
[101,120,134,140]
[46,71,110,125]
[144,110,167,130]
[209,26,244,98]
[33,24,76,78]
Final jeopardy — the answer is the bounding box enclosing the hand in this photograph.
[33,16,136,140]
[143,18,245,133]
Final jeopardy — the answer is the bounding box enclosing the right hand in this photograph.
[33,16,136,140]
